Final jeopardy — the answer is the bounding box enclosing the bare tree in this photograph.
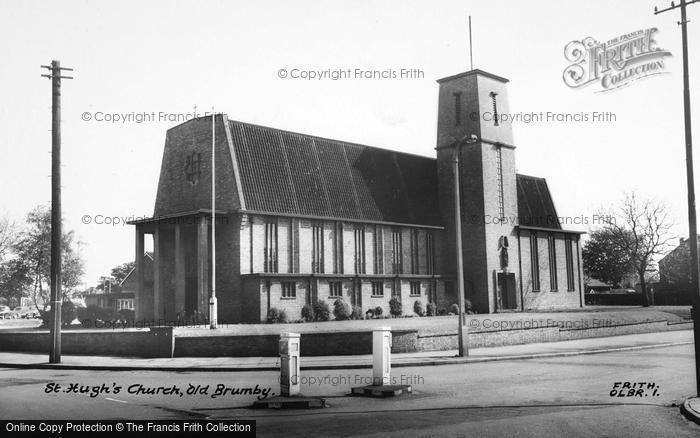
[604,193,676,306]
[0,216,17,262]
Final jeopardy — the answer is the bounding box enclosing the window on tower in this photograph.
[454,92,462,126]
[490,91,499,126]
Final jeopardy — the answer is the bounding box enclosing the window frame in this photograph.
[371,281,384,297]
[409,281,421,297]
[329,281,343,298]
[281,281,296,299]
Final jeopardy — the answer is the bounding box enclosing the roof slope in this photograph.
[516,174,561,229]
[228,120,442,226]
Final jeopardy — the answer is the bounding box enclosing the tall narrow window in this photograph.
[373,225,383,274]
[426,231,435,275]
[453,92,462,126]
[565,236,575,291]
[334,222,344,274]
[490,91,499,126]
[410,229,419,274]
[548,234,558,291]
[354,226,366,274]
[496,147,505,220]
[264,219,278,273]
[312,223,324,274]
[392,229,403,274]
[530,232,540,291]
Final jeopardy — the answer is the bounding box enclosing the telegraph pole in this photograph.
[654,0,700,395]
[210,110,218,329]
[453,135,477,357]
[41,60,73,364]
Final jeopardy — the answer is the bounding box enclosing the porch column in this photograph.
[197,217,209,317]
[135,227,145,320]
[153,226,164,322]
[174,223,186,318]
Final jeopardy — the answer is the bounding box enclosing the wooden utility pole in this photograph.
[41,60,73,364]
[654,0,700,395]
[453,134,478,357]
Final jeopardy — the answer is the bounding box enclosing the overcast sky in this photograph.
[1,0,698,287]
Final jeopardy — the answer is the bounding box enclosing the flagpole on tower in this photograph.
[468,16,474,70]
[210,108,218,329]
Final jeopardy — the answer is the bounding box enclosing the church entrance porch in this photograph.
[130,211,219,325]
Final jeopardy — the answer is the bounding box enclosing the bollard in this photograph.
[372,327,392,386]
[279,332,300,397]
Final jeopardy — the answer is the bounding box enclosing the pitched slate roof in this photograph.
[516,174,561,229]
[228,120,442,226]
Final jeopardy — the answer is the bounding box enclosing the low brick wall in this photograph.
[174,330,418,357]
[0,321,691,358]
[0,328,174,358]
[0,328,417,358]
[417,320,694,351]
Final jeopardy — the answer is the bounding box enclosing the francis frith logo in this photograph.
[563,27,672,92]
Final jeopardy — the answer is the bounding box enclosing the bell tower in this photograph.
[436,69,520,313]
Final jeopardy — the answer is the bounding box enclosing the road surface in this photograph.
[1,343,698,437]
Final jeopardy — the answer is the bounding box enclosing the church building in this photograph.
[130,69,585,323]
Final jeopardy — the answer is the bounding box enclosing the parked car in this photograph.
[0,305,19,319]
[12,306,40,319]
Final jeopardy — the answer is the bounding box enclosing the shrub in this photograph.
[301,304,314,322]
[374,306,383,317]
[267,307,287,324]
[449,303,459,315]
[333,299,352,320]
[117,309,135,323]
[389,297,402,317]
[61,301,77,326]
[465,299,474,314]
[313,300,331,322]
[413,300,425,317]
[426,302,437,316]
[438,308,447,316]
[77,305,120,327]
[351,305,363,320]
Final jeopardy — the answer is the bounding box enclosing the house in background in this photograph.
[85,252,153,312]
[130,68,585,323]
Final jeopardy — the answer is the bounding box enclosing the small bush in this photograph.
[351,305,363,320]
[267,307,288,324]
[301,304,314,322]
[426,302,437,316]
[389,297,402,317]
[61,301,77,326]
[465,299,474,314]
[313,300,331,322]
[117,309,135,323]
[413,300,425,316]
[77,305,121,327]
[333,299,352,320]
[374,306,383,317]
[449,303,459,315]
[438,308,447,316]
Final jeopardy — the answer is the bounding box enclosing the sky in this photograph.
[0,0,698,288]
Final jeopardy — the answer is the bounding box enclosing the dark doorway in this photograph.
[497,272,517,310]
